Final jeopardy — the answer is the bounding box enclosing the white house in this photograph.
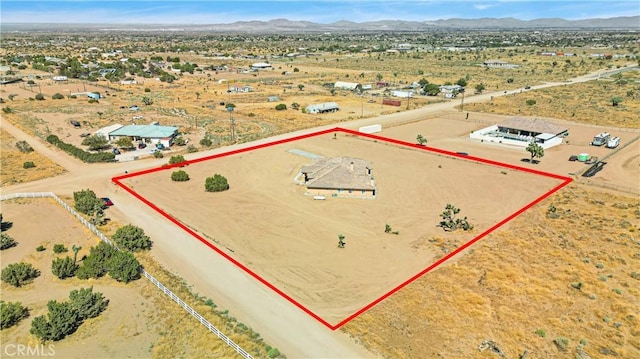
[306,102,339,114]
[251,62,272,70]
[392,90,413,98]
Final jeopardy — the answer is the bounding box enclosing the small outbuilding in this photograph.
[306,102,339,114]
[334,81,362,91]
[251,62,272,70]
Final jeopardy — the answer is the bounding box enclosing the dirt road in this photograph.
[2,65,634,358]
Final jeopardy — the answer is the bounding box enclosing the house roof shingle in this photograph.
[498,117,568,135]
[301,157,375,191]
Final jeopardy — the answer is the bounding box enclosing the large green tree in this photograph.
[73,189,105,217]
[76,242,115,280]
[423,83,440,96]
[51,256,78,279]
[30,300,80,342]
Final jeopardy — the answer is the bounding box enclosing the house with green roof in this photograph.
[108,124,178,147]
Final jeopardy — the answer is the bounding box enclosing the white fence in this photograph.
[0,192,253,359]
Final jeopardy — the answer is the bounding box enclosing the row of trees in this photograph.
[46,135,115,163]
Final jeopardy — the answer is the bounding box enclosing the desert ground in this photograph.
[122,129,564,324]
[1,34,639,358]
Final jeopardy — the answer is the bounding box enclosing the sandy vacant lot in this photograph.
[123,129,563,324]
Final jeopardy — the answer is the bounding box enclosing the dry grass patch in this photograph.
[343,184,640,358]
[0,128,66,186]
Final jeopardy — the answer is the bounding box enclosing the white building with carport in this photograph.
[94,124,124,140]
[470,117,568,149]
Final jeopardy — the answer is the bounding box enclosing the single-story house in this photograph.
[107,124,179,147]
[87,93,100,100]
[334,81,362,91]
[120,79,137,85]
[483,59,519,69]
[470,117,569,149]
[306,102,339,114]
[52,76,68,82]
[300,157,376,198]
[94,124,124,140]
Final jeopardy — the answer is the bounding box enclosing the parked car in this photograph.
[138,142,147,149]
[112,148,121,155]
[606,136,620,149]
[101,197,114,207]
[80,132,91,137]
[524,86,532,90]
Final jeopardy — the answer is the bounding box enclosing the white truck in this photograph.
[606,136,621,149]
[591,132,610,146]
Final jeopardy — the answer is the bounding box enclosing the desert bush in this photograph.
[174,136,187,146]
[51,256,78,279]
[2,107,14,113]
[30,287,108,342]
[1,234,17,250]
[36,245,46,252]
[107,251,141,283]
[275,103,287,111]
[267,347,280,358]
[73,189,104,216]
[535,329,546,338]
[144,87,151,92]
[1,262,39,287]
[199,137,213,147]
[52,93,64,100]
[187,144,197,153]
[153,151,164,158]
[15,140,34,153]
[76,242,115,280]
[205,174,229,192]
[171,170,190,182]
[553,337,569,351]
[168,155,186,165]
[0,301,29,329]
[112,225,152,251]
[526,99,537,106]
[35,93,45,101]
[81,135,109,151]
[23,161,36,169]
[439,204,473,231]
[53,244,68,254]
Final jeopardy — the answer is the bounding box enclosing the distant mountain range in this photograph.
[3,16,639,33]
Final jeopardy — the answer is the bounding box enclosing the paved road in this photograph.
[2,64,635,358]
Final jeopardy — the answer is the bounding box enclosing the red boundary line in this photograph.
[113,127,572,330]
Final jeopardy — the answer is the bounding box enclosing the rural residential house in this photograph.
[107,124,179,147]
[300,157,376,198]
[306,102,339,114]
[334,81,362,91]
[470,117,569,149]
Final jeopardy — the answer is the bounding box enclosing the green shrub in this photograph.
[76,242,115,280]
[0,301,29,329]
[153,151,164,158]
[526,99,537,106]
[53,244,68,254]
[199,137,213,147]
[171,170,190,182]
[107,251,141,283]
[23,161,36,169]
[112,225,152,252]
[187,144,197,153]
[1,233,17,250]
[168,155,186,165]
[174,136,187,146]
[267,347,280,358]
[144,87,151,92]
[35,93,45,101]
[275,103,287,111]
[1,262,40,287]
[36,245,46,252]
[51,256,78,279]
[535,329,546,338]
[205,174,229,192]
[52,93,65,100]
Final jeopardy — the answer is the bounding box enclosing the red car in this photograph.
[101,197,114,207]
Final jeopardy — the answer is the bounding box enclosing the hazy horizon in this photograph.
[2,1,639,25]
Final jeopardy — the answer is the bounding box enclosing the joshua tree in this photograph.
[416,134,427,145]
[72,245,82,264]
[338,234,345,248]
[525,142,545,163]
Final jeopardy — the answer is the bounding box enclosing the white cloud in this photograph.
[474,4,496,11]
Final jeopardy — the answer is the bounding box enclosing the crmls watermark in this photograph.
[3,344,55,357]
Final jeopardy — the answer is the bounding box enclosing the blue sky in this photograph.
[2,1,639,24]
